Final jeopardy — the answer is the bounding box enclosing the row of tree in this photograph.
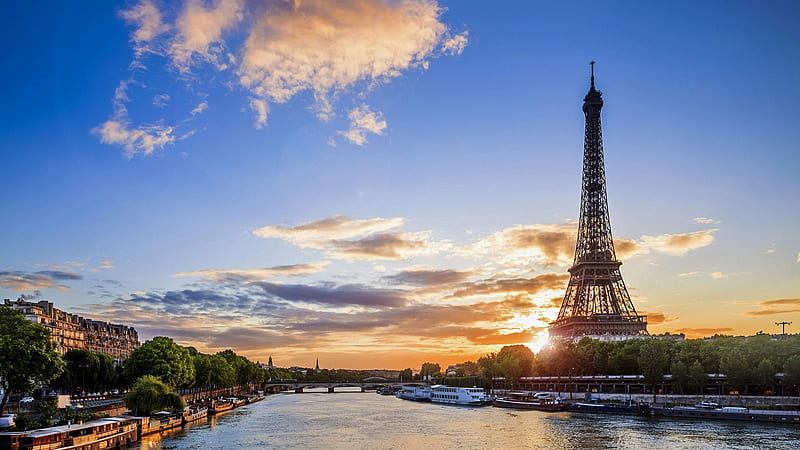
[473,336,800,395]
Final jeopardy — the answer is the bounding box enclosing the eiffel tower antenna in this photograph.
[549,63,648,341]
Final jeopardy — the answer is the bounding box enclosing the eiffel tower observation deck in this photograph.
[549,63,648,342]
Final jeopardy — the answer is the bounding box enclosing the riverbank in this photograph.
[552,391,800,409]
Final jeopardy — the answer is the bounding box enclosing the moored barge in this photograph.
[0,416,138,450]
[494,392,567,411]
[651,405,800,424]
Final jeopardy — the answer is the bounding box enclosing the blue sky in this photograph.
[1,0,798,369]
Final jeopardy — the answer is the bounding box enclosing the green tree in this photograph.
[687,361,707,394]
[460,361,481,376]
[670,360,689,395]
[124,337,195,388]
[495,345,535,387]
[123,375,185,416]
[399,368,413,382]
[608,340,643,375]
[477,353,499,379]
[720,351,750,395]
[37,398,59,428]
[638,339,672,400]
[62,350,100,393]
[419,362,440,381]
[752,359,776,393]
[783,355,800,395]
[0,307,65,414]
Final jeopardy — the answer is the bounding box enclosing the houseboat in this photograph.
[136,411,183,436]
[429,386,493,406]
[396,386,432,401]
[182,405,208,424]
[494,392,567,411]
[651,404,800,424]
[567,400,651,415]
[0,416,138,450]
[208,398,235,414]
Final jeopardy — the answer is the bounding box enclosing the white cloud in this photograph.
[338,104,387,145]
[169,0,244,72]
[254,215,405,246]
[442,31,469,55]
[710,271,727,279]
[693,217,721,225]
[102,0,467,154]
[677,271,701,277]
[190,101,208,116]
[119,0,169,58]
[153,94,171,107]
[94,80,180,157]
[249,98,268,129]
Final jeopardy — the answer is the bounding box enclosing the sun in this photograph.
[527,332,551,353]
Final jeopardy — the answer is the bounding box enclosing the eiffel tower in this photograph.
[549,63,648,341]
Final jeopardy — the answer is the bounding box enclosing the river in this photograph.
[132,388,800,449]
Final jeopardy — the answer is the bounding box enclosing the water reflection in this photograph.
[129,393,800,449]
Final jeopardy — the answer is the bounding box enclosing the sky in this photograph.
[1,0,799,370]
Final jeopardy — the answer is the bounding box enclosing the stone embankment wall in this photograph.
[559,391,800,408]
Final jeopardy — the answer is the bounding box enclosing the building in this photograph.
[549,63,649,342]
[3,297,139,361]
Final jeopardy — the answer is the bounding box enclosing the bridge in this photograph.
[264,380,392,393]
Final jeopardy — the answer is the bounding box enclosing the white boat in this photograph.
[396,386,431,401]
[430,385,492,406]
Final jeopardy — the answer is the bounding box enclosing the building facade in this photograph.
[3,297,139,361]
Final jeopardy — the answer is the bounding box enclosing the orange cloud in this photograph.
[254,215,449,261]
[173,261,330,281]
[745,297,800,316]
[638,229,718,256]
[449,273,569,298]
[640,311,677,325]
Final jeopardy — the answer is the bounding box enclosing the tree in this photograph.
[419,362,440,381]
[123,375,185,416]
[0,307,65,414]
[752,359,776,394]
[37,398,59,428]
[720,351,750,395]
[687,361,707,394]
[124,337,195,388]
[460,361,481,377]
[399,368,413,382]
[495,345,535,388]
[784,355,800,395]
[670,360,689,395]
[638,339,672,400]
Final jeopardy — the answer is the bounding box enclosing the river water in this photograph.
[132,388,799,449]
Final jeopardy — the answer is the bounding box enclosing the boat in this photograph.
[0,416,138,450]
[182,405,208,424]
[396,386,431,401]
[493,392,567,411]
[651,404,800,424]
[429,385,493,406]
[137,411,183,436]
[567,400,650,415]
[376,385,400,395]
[209,398,235,414]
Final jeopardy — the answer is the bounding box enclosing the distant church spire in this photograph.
[315,357,320,372]
[268,356,273,369]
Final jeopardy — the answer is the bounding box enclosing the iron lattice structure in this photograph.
[549,63,648,341]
